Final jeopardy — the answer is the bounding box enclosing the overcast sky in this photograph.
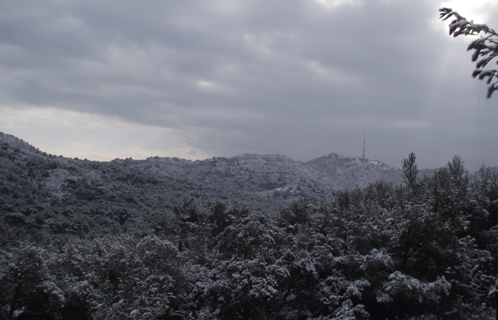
[1,0,497,171]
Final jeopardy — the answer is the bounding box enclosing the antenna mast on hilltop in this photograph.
[362,133,365,159]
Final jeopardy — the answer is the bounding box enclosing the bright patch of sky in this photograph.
[440,0,497,23]
[0,106,210,161]
[314,0,359,9]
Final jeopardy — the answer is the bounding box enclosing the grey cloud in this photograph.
[1,0,498,170]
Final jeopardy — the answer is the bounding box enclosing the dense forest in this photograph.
[1,134,498,319]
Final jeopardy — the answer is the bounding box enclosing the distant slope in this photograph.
[0,132,408,214]
[306,153,403,190]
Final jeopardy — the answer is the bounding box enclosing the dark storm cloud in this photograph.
[1,0,498,170]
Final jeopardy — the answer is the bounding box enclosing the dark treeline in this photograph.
[1,154,498,319]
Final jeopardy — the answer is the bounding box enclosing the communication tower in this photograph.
[362,133,365,159]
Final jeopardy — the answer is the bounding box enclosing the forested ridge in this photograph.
[0,132,408,217]
[1,132,498,319]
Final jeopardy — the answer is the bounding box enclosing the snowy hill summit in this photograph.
[0,132,405,212]
[306,153,402,190]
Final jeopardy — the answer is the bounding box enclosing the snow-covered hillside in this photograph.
[0,132,404,212]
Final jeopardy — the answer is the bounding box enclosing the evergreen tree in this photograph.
[402,152,418,191]
[440,7,498,98]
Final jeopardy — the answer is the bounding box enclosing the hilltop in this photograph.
[0,132,406,214]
